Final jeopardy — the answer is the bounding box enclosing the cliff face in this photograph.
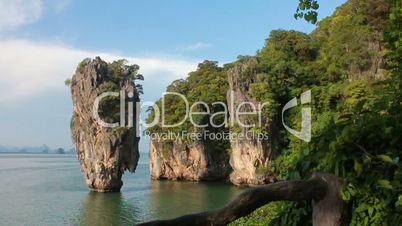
[227,58,277,185]
[149,138,230,181]
[146,60,231,182]
[70,57,140,192]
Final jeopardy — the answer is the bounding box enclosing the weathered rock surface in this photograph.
[149,138,230,181]
[227,57,277,185]
[70,57,140,192]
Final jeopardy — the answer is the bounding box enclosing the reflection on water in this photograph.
[147,180,241,220]
[0,154,243,225]
[76,180,242,225]
[78,192,141,226]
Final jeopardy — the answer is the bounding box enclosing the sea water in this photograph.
[0,153,242,226]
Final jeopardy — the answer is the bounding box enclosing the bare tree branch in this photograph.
[136,174,335,226]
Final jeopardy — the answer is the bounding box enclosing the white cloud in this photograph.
[185,42,212,51]
[0,0,43,31]
[0,39,198,103]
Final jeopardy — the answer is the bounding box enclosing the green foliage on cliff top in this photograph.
[232,0,402,225]
[146,60,229,136]
[97,59,143,125]
[69,58,144,127]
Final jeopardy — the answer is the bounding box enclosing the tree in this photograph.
[294,0,320,24]
[64,79,72,87]
[137,174,348,226]
[55,148,65,154]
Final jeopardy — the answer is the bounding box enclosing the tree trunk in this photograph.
[136,173,348,226]
[312,174,350,226]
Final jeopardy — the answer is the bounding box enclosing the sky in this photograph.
[0,0,346,151]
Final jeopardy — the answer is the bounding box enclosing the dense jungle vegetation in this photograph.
[147,0,401,224]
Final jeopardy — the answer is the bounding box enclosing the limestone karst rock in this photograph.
[147,60,231,182]
[226,57,277,185]
[149,138,230,181]
[70,57,140,192]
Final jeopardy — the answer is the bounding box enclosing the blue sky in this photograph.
[0,0,345,150]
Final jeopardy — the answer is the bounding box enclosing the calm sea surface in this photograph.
[0,154,242,226]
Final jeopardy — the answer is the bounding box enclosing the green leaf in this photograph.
[377,154,394,164]
[377,179,393,190]
[396,195,402,207]
[341,190,351,201]
[347,184,356,196]
[354,160,363,176]
[368,206,374,217]
[312,1,319,10]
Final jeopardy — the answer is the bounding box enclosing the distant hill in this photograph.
[0,145,75,154]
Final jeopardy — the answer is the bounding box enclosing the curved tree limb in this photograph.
[136,174,345,226]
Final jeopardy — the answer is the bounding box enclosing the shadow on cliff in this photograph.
[78,192,142,226]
